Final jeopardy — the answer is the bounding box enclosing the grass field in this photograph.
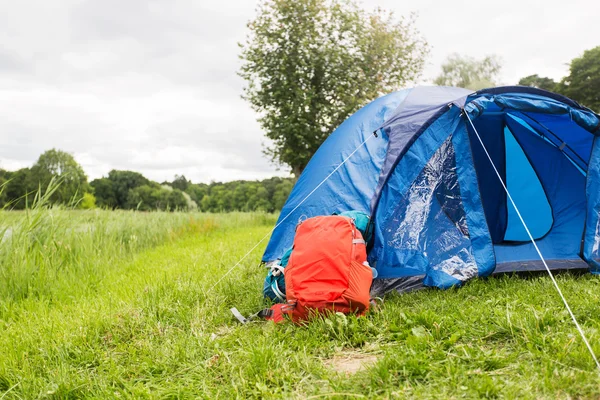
[2,210,600,399]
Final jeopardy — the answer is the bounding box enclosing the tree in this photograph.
[239,0,429,177]
[126,185,156,211]
[247,186,271,212]
[125,184,190,211]
[180,191,198,211]
[29,149,89,205]
[200,194,214,212]
[434,54,502,90]
[171,174,190,191]
[557,46,600,112]
[90,178,117,209]
[185,183,208,206]
[273,179,294,210]
[106,170,150,209]
[212,186,233,212]
[1,168,33,209]
[518,74,558,91]
[232,183,250,211]
[167,189,189,211]
[0,169,10,207]
[79,192,96,209]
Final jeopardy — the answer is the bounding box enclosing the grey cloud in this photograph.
[67,0,251,92]
[0,49,29,73]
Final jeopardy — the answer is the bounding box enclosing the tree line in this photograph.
[0,149,294,212]
[92,172,294,213]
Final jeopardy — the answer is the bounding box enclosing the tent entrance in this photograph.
[467,111,588,270]
[502,124,553,242]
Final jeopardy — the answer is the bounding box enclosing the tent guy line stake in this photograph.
[206,132,377,294]
[464,111,600,371]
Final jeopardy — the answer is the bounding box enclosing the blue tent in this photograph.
[262,86,600,294]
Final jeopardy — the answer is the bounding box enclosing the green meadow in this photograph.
[1,208,600,399]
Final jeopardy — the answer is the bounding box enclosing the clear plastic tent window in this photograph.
[382,137,478,283]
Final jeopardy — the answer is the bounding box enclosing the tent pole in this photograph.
[464,110,600,371]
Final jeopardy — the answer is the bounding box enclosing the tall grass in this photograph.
[0,209,200,303]
[0,181,272,305]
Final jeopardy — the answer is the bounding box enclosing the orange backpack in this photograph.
[281,215,373,323]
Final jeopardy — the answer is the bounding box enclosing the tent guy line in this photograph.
[464,110,600,371]
[205,132,377,294]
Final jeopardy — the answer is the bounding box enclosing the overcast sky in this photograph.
[1,0,598,183]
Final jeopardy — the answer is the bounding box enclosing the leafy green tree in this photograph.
[518,74,558,91]
[211,186,230,212]
[90,178,117,209]
[167,189,189,211]
[0,169,10,207]
[229,184,243,211]
[185,183,208,206]
[79,192,96,209]
[106,170,150,209]
[126,184,190,211]
[180,191,197,211]
[240,0,429,177]
[29,149,89,205]
[1,168,33,209]
[200,194,214,212]
[557,46,600,112]
[247,186,271,212]
[171,174,190,191]
[273,179,294,210]
[126,185,156,211]
[434,54,502,90]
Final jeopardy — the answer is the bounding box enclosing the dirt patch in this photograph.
[324,351,380,374]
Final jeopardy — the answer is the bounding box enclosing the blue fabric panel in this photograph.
[503,126,553,241]
[262,90,411,262]
[506,113,587,175]
[375,136,478,286]
[494,94,569,115]
[571,109,600,134]
[423,271,462,290]
[465,91,600,134]
[371,107,484,287]
[466,113,507,243]
[521,112,594,166]
[477,86,590,111]
[583,137,600,272]
[452,122,495,278]
[494,116,586,263]
[370,87,471,213]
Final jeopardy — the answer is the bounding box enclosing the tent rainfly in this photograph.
[262,86,600,295]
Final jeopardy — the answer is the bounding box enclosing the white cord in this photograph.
[465,111,600,371]
[206,132,377,294]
